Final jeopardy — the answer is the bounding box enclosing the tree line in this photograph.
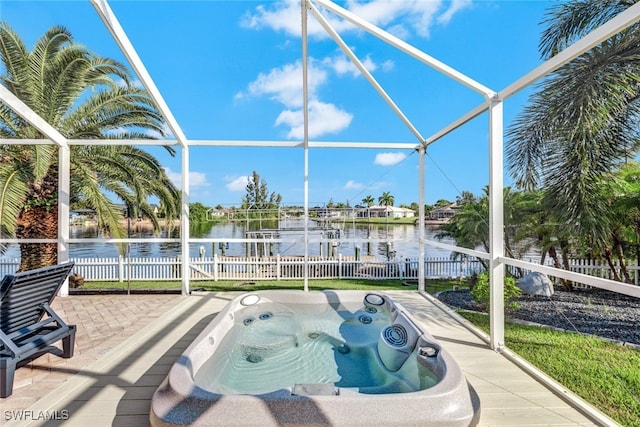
[438,162,640,288]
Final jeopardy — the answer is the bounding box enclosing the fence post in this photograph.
[213,253,218,281]
[276,254,281,281]
[338,253,343,279]
[118,255,124,283]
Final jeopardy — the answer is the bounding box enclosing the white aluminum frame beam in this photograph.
[91,0,192,294]
[307,0,426,143]
[0,84,71,296]
[417,145,426,291]
[488,97,505,350]
[0,0,636,354]
[425,0,640,146]
[313,0,495,99]
[90,0,188,148]
[302,0,310,292]
[500,0,640,100]
[502,257,640,299]
[5,138,419,149]
[0,86,67,148]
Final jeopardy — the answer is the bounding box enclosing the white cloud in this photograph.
[381,60,395,72]
[324,53,380,78]
[437,0,472,25]
[240,0,353,38]
[241,60,327,108]
[344,180,363,190]
[240,0,302,35]
[190,171,208,188]
[276,100,353,139]
[239,59,357,138]
[242,0,468,40]
[164,168,209,189]
[238,0,471,139]
[374,152,406,166]
[226,175,250,192]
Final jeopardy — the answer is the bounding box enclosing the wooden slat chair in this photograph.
[0,262,76,398]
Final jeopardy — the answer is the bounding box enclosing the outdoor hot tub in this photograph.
[150,290,480,426]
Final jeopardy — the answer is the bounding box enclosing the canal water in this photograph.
[1,219,456,261]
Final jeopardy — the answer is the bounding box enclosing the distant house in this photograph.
[207,208,227,219]
[429,204,459,221]
[312,207,348,218]
[358,206,415,218]
[70,209,96,225]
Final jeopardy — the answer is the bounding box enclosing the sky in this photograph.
[1,0,554,208]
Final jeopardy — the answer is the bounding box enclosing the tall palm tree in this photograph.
[378,191,394,218]
[361,195,374,207]
[0,22,180,271]
[506,0,640,252]
[436,187,539,275]
[361,195,374,219]
[378,192,394,206]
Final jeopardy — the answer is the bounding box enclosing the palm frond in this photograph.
[0,21,180,265]
[28,26,75,116]
[539,0,637,59]
[0,21,30,98]
[63,86,166,138]
[0,162,31,236]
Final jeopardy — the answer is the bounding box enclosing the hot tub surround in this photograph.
[150,290,480,426]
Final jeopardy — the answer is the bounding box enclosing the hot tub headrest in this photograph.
[364,293,396,318]
[377,311,422,372]
[416,336,445,379]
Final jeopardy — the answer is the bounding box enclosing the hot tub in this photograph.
[150,290,480,426]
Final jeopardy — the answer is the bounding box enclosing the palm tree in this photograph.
[378,192,394,207]
[436,187,538,274]
[377,191,394,218]
[0,22,180,271]
[594,161,640,282]
[361,195,374,207]
[506,1,640,256]
[361,195,374,219]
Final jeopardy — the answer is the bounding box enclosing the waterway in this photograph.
[1,219,457,261]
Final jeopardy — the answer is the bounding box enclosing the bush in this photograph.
[470,272,521,313]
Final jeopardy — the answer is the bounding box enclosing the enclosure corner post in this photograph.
[181,146,190,296]
[418,144,426,292]
[58,143,71,296]
[488,95,505,351]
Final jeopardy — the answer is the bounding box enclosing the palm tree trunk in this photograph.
[612,233,631,283]
[602,247,623,283]
[15,205,58,271]
[548,245,571,291]
[559,239,574,291]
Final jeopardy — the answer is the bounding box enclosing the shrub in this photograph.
[470,272,521,313]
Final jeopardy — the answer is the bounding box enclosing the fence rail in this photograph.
[1,255,638,285]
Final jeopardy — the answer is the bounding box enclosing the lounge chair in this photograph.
[0,262,76,398]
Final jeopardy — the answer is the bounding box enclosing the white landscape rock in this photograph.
[517,272,554,297]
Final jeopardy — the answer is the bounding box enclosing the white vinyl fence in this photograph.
[0,255,638,284]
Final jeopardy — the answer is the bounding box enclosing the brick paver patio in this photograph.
[1,294,181,422]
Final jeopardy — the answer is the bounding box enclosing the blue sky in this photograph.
[2,0,552,207]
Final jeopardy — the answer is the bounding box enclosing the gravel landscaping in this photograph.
[436,287,640,346]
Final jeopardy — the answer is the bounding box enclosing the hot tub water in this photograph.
[194,301,436,395]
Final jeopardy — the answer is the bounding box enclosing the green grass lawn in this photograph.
[78,278,456,293]
[76,278,638,425]
[458,311,640,426]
